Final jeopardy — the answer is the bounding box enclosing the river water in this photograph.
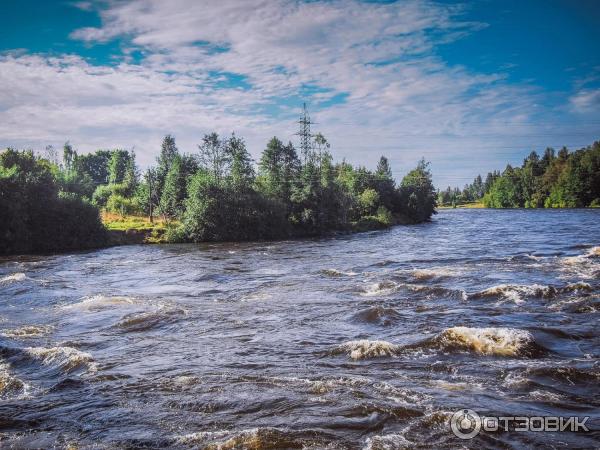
[0,209,599,449]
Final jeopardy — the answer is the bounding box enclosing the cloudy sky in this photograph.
[1,0,599,186]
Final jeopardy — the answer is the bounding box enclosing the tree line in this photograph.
[437,141,600,208]
[0,132,437,254]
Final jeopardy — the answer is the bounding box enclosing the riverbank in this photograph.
[438,201,485,209]
[101,211,413,246]
[102,212,172,245]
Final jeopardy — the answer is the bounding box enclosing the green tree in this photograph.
[0,149,106,255]
[158,155,186,219]
[398,159,437,222]
[198,132,230,184]
[108,150,132,185]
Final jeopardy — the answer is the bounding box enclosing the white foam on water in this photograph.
[363,433,412,450]
[0,360,30,399]
[564,281,593,291]
[336,339,399,360]
[361,281,398,297]
[0,273,26,284]
[409,267,458,280]
[65,295,136,311]
[1,325,52,339]
[241,292,272,302]
[437,326,534,356]
[24,346,95,372]
[262,375,371,394]
[429,379,484,392]
[473,284,557,304]
[178,427,302,449]
[586,246,600,257]
[502,371,530,388]
[561,246,600,278]
[321,268,359,277]
[172,375,201,386]
[529,389,564,402]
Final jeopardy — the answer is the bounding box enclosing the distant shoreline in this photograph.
[437,203,600,210]
[437,202,485,209]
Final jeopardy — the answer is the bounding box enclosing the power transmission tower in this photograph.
[296,102,314,162]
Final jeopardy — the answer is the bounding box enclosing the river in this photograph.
[0,209,599,448]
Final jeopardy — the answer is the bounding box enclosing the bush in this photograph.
[106,194,139,216]
[358,188,379,216]
[0,149,107,255]
[397,160,437,222]
[92,183,131,208]
[177,172,289,242]
[375,206,393,226]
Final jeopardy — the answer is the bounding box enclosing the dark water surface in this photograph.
[1,209,599,449]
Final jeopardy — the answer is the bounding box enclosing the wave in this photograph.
[564,245,600,262]
[560,297,600,313]
[363,433,412,450]
[0,361,28,399]
[178,427,328,449]
[508,254,544,262]
[562,246,600,278]
[424,326,541,357]
[351,306,401,326]
[359,279,466,300]
[65,295,136,310]
[333,340,400,360]
[586,246,600,257]
[520,366,600,385]
[333,326,541,360]
[115,308,185,332]
[243,374,371,395]
[364,411,454,449]
[406,284,468,300]
[0,273,26,284]
[321,268,359,277]
[470,282,593,303]
[361,281,398,296]
[410,268,456,280]
[1,325,52,339]
[471,284,555,303]
[24,346,95,372]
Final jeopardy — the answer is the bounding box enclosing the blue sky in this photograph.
[1,0,599,186]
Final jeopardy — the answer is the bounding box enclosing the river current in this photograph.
[0,209,599,449]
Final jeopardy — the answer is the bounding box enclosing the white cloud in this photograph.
[1,0,596,185]
[570,88,600,113]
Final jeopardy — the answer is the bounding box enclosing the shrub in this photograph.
[92,183,131,208]
[0,149,107,255]
[106,194,138,216]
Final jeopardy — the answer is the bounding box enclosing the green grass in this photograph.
[102,212,176,244]
[438,201,485,209]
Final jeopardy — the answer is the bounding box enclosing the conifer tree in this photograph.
[158,155,185,219]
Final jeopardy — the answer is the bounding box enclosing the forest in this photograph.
[0,133,437,255]
[438,141,600,208]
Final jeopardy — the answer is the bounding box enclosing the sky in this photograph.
[1,0,599,187]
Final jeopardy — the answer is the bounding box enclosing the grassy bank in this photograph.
[102,212,173,244]
[438,201,485,209]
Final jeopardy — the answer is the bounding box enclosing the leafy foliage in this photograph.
[1,127,438,253]
[0,149,107,255]
[438,141,600,209]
